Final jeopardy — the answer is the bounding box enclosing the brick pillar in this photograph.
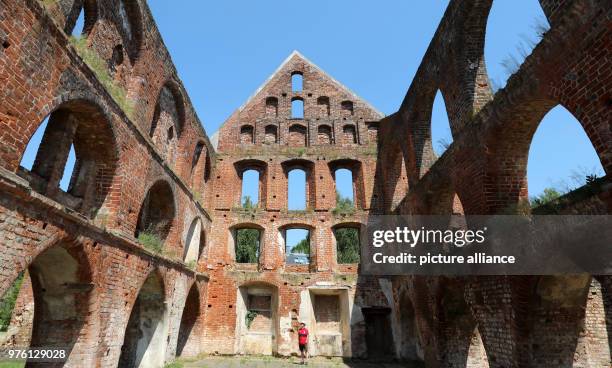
[315,160,334,210]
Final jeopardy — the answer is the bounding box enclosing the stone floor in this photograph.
[175,356,422,368]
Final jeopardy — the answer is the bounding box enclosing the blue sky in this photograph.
[19,1,604,209]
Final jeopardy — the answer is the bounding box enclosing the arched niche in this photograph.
[134,180,176,244]
[119,270,167,368]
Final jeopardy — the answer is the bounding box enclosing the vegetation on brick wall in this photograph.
[0,272,24,332]
[137,231,164,254]
[245,310,259,329]
[69,36,135,118]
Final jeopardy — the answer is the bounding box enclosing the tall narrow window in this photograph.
[292,98,304,119]
[288,169,306,210]
[235,228,260,264]
[241,169,260,207]
[285,228,310,265]
[292,72,303,91]
[334,168,354,206]
[431,90,452,156]
[72,7,85,36]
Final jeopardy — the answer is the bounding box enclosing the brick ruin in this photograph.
[0,0,610,367]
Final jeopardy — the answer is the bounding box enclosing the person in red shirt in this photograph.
[298,322,309,365]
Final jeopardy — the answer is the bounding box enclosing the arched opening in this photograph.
[317,96,330,116]
[71,6,85,36]
[28,245,94,357]
[18,100,117,218]
[292,72,303,92]
[330,159,365,210]
[283,159,314,211]
[341,100,354,116]
[236,283,279,355]
[184,218,203,264]
[150,84,185,163]
[235,160,267,208]
[342,124,357,145]
[233,226,262,264]
[176,283,201,357]
[135,180,176,248]
[485,1,549,90]
[119,270,167,368]
[288,169,306,210]
[241,169,260,207]
[527,105,605,206]
[117,0,143,62]
[65,0,96,36]
[240,125,254,145]
[317,125,333,145]
[335,168,354,206]
[283,227,310,265]
[265,97,278,117]
[288,124,307,146]
[0,243,97,365]
[291,98,304,119]
[397,289,424,362]
[264,125,278,144]
[431,90,453,156]
[334,225,360,264]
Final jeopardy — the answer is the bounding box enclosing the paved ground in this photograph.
[175,356,422,368]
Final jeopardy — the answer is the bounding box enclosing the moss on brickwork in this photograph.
[0,273,24,332]
[70,36,134,118]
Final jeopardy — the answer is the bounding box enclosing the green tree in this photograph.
[242,195,255,209]
[291,234,310,254]
[529,187,562,208]
[336,228,360,263]
[236,228,259,263]
[333,191,355,215]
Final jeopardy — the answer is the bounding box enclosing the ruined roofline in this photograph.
[212,50,385,140]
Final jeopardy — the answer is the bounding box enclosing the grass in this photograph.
[0,273,24,332]
[0,361,25,368]
[69,36,134,118]
[163,362,183,368]
[137,231,163,254]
